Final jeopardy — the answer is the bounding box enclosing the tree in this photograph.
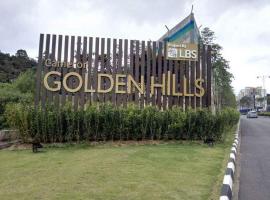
[240,96,253,108]
[16,49,28,59]
[201,27,236,109]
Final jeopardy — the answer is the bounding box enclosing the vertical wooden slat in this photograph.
[201,45,207,107]
[179,60,184,108]
[184,61,190,109]
[112,39,117,105]
[162,43,168,110]
[104,38,110,102]
[87,37,93,104]
[196,44,201,109]
[93,37,99,103]
[156,42,162,109]
[61,35,69,106]
[74,36,81,110]
[49,35,57,103]
[128,40,134,102]
[123,39,128,107]
[117,39,123,106]
[174,60,179,107]
[54,35,62,108]
[41,34,51,109]
[99,38,105,103]
[68,36,75,102]
[146,41,151,105]
[140,41,146,108]
[206,45,212,108]
[134,40,140,105]
[168,60,173,109]
[35,34,44,107]
[79,36,87,108]
[190,60,195,108]
[151,42,157,106]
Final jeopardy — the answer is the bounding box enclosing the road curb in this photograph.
[220,121,240,200]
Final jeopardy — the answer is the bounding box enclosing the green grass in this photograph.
[0,130,234,200]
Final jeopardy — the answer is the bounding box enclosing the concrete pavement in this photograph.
[238,116,270,200]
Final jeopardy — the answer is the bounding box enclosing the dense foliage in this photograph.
[0,49,37,83]
[201,28,237,109]
[5,103,239,143]
[0,70,35,129]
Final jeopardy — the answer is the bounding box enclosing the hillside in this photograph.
[0,50,37,83]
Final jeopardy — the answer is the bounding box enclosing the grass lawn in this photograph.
[0,130,234,200]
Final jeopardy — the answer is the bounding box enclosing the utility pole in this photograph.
[257,75,270,110]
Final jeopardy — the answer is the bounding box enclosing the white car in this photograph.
[247,111,258,118]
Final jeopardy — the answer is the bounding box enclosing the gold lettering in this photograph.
[127,75,144,94]
[115,74,127,94]
[167,71,171,95]
[43,71,61,91]
[151,73,166,95]
[195,78,205,97]
[84,75,95,93]
[172,74,182,96]
[183,76,194,96]
[63,72,83,93]
[97,74,114,93]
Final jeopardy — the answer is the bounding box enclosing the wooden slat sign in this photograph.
[166,42,198,61]
[35,34,211,110]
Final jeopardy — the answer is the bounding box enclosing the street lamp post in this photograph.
[257,75,270,110]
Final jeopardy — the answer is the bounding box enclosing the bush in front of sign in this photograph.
[4,103,239,143]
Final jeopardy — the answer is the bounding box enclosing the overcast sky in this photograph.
[0,0,270,94]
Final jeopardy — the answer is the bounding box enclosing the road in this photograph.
[238,116,270,200]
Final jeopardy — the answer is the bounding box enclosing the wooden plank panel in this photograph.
[196,44,201,109]
[123,39,128,107]
[134,40,140,105]
[68,36,75,102]
[99,38,105,103]
[104,38,110,102]
[60,35,69,106]
[73,36,81,110]
[162,43,168,110]
[201,45,207,107]
[54,35,62,108]
[41,34,51,109]
[140,41,146,108]
[117,39,123,106]
[190,60,195,108]
[87,37,93,104]
[93,37,99,103]
[168,60,173,109]
[49,35,57,103]
[185,61,190,108]
[151,41,157,106]
[112,38,117,105]
[79,36,87,108]
[156,43,162,109]
[146,41,151,105]
[129,40,134,102]
[35,34,44,107]
[179,60,184,108]
[174,60,179,107]
[206,45,212,108]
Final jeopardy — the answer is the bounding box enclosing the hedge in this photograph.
[258,112,270,117]
[4,103,239,143]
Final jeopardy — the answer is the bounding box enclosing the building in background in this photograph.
[238,87,267,110]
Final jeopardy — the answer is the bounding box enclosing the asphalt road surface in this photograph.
[238,116,270,200]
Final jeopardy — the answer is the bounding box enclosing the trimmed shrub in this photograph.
[4,103,240,143]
